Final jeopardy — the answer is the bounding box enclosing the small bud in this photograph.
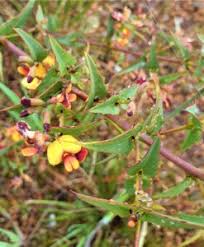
[18,55,33,64]
[21,97,31,107]
[20,109,30,118]
[30,98,45,106]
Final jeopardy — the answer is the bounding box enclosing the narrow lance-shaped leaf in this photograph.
[117,60,146,76]
[82,124,143,154]
[181,115,202,151]
[128,137,160,177]
[74,192,130,217]
[148,41,159,71]
[85,54,107,108]
[15,28,47,61]
[90,86,137,115]
[160,73,182,85]
[49,36,76,76]
[141,211,204,229]
[0,0,35,35]
[153,177,193,199]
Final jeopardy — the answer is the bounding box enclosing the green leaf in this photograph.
[0,83,20,104]
[141,212,204,229]
[146,100,164,135]
[38,80,63,101]
[117,60,146,76]
[82,124,143,154]
[153,177,193,199]
[37,68,59,94]
[0,228,20,244]
[15,28,47,61]
[36,5,47,30]
[85,54,107,108]
[49,36,76,76]
[90,86,137,115]
[0,0,35,35]
[0,82,20,120]
[148,41,159,71]
[178,213,204,226]
[160,73,181,85]
[181,115,202,151]
[74,192,130,217]
[50,122,99,137]
[57,32,83,47]
[128,137,160,177]
[160,32,190,62]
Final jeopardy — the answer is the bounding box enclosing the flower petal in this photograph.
[64,155,79,172]
[68,93,77,102]
[42,54,55,68]
[76,147,88,162]
[59,135,81,154]
[21,147,38,157]
[34,63,46,79]
[21,77,41,90]
[47,140,63,165]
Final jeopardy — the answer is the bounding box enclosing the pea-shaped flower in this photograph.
[47,135,88,172]
[18,54,55,90]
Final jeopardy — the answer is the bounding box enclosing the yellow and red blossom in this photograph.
[18,54,55,90]
[47,135,88,173]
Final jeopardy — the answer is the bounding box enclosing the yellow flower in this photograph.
[31,63,46,79]
[18,54,55,90]
[47,135,88,173]
[21,77,41,90]
[42,54,55,69]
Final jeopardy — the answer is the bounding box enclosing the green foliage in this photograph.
[75,192,130,217]
[49,36,76,76]
[83,124,143,154]
[128,137,160,177]
[117,60,146,76]
[181,115,202,151]
[148,41,159,71]
[0,228,21,247]
[154,177,193,199]
[90,86,137,115]
[85,54,107,108]
[15,28,47,61]
[0,0,35,35]
[160,72,182,85]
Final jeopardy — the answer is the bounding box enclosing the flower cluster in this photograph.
[49,84,77,109]
[17,54,55,90]
[47,135,88,173]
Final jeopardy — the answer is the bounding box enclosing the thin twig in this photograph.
[0,37,27,57]
[107,115,204,180]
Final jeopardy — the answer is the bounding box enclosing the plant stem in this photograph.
[135,219,142,247]
[160,124,190,135]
